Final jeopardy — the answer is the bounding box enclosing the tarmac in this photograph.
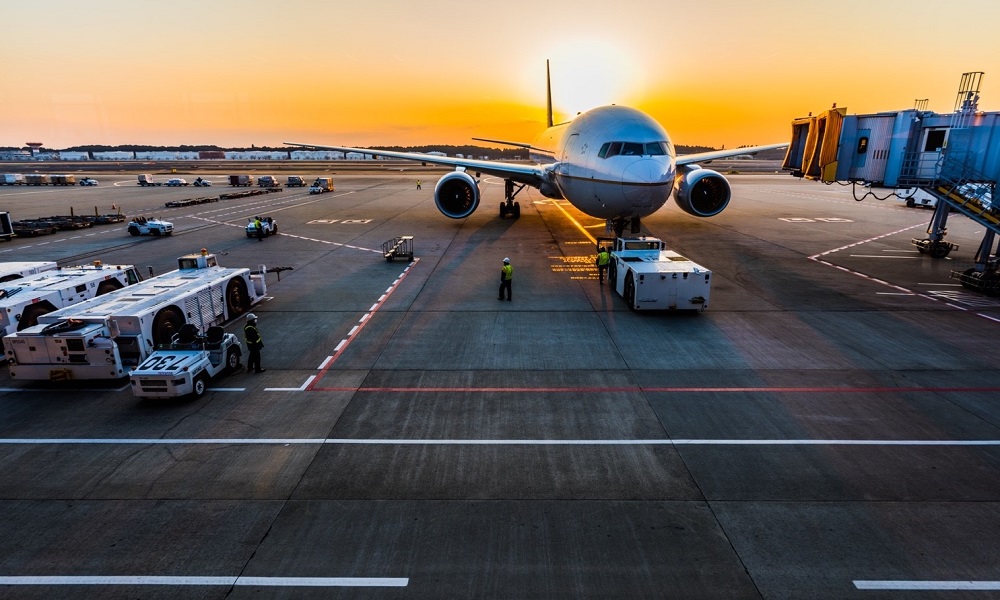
[1,168,999,599]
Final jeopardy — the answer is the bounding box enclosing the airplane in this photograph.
[286,61,786,236]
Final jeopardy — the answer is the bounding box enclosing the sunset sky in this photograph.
[4,0,999,150]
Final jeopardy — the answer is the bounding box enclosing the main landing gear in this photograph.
[608,217,642,237]
[500,179,524,219]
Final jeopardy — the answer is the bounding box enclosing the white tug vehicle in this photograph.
[126,216,173,236]
[4,249,264,380]
[129,323,242,399]
[600,236,712,311]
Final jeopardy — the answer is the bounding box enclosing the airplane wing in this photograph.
[284,142,547,187]
[676,143,787,166]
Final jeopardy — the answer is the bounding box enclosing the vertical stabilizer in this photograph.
[546,60,554,128]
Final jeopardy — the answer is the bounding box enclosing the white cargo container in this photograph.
[4,250,266,380]
[1,174,25,185]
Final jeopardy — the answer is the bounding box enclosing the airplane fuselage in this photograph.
[528,105,677,220]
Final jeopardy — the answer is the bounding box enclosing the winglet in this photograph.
[546,60,554,129]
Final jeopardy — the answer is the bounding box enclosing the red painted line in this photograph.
[308,386,1000,394]
[306,258,419,391]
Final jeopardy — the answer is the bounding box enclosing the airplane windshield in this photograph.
[598,141,673,159]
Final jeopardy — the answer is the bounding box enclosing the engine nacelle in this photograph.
[434,171,480,219]
[673,167,732,217]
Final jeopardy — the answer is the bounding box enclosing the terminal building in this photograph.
[783,72,1000,295]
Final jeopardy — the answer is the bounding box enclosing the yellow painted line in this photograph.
[550,200,598,245]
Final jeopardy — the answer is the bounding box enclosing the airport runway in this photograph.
[1,171,999,599]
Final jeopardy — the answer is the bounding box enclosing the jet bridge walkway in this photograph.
[782,72,1000,295]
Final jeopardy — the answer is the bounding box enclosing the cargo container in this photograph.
[0,213,13,243]
[1,174,24,185]
[309,177,335,194]
[50,175,76,186]
[24,174,50,186]
[229,175,254,186]
[137,174,161,186]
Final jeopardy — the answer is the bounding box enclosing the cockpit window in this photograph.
[598,141,673,159]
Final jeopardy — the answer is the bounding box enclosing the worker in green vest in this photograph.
[244,313,265,373]
[596,246,610,285]
[498,257,513,301]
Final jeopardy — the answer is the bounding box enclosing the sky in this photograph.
[3,0,1000,150]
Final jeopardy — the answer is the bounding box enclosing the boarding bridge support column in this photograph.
[912,199,958,258]
[951,230,1000,295]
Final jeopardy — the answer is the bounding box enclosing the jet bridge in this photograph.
[782,72,1000,295]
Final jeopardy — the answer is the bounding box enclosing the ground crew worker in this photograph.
[498,257,513,301]
[416,180,422,190]
[254,216,264,241]
[244,313,265,373]
[596,246,610,284]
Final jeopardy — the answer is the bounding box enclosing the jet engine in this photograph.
[673,167,732,217]
[434,171,480,219]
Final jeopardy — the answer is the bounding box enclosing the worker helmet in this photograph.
[246,313,257,321]
[503,257,510,263]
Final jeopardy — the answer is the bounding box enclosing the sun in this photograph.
[545,40,642,121]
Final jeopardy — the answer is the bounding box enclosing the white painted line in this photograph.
[848,255,921,259]
[3,438,1000,446]
[378,295,387,302]
[359,313,370,323]
[318,356,333,370]
[348,325,359,336]
[0,576,407,587]
[369,303,379,312]
[977,313,1000,323]
[264,375,315,393]
[334,340,346,352]
[855,581,1000,591]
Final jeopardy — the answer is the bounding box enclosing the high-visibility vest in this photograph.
[501,264,513,280]
[244,323,262,345]
[597,251,610,266]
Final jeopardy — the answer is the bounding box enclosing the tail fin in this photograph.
[546,60,554,128]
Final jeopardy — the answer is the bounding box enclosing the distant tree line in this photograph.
[1,142,747,158]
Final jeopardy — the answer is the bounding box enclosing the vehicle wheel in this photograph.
[226,347,241,371]
[929,243,951,259]
[192,374,208,399]
[225,277,250,318]
[151,306,184,346]
[128,226,140,236]
[272,224,277,234]
[246,232,253,238]
[151,228,161,236]
[513,202,520,218]
[906,198,915,208]
[17,303,53,331]
[624,273,636,310]
[96,279,123,296]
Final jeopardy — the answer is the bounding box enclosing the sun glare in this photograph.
[546,40,642,121]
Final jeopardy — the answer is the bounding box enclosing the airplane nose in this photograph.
[622,159,665,184]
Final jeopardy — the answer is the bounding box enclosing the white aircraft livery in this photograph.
[287,62,786,235]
